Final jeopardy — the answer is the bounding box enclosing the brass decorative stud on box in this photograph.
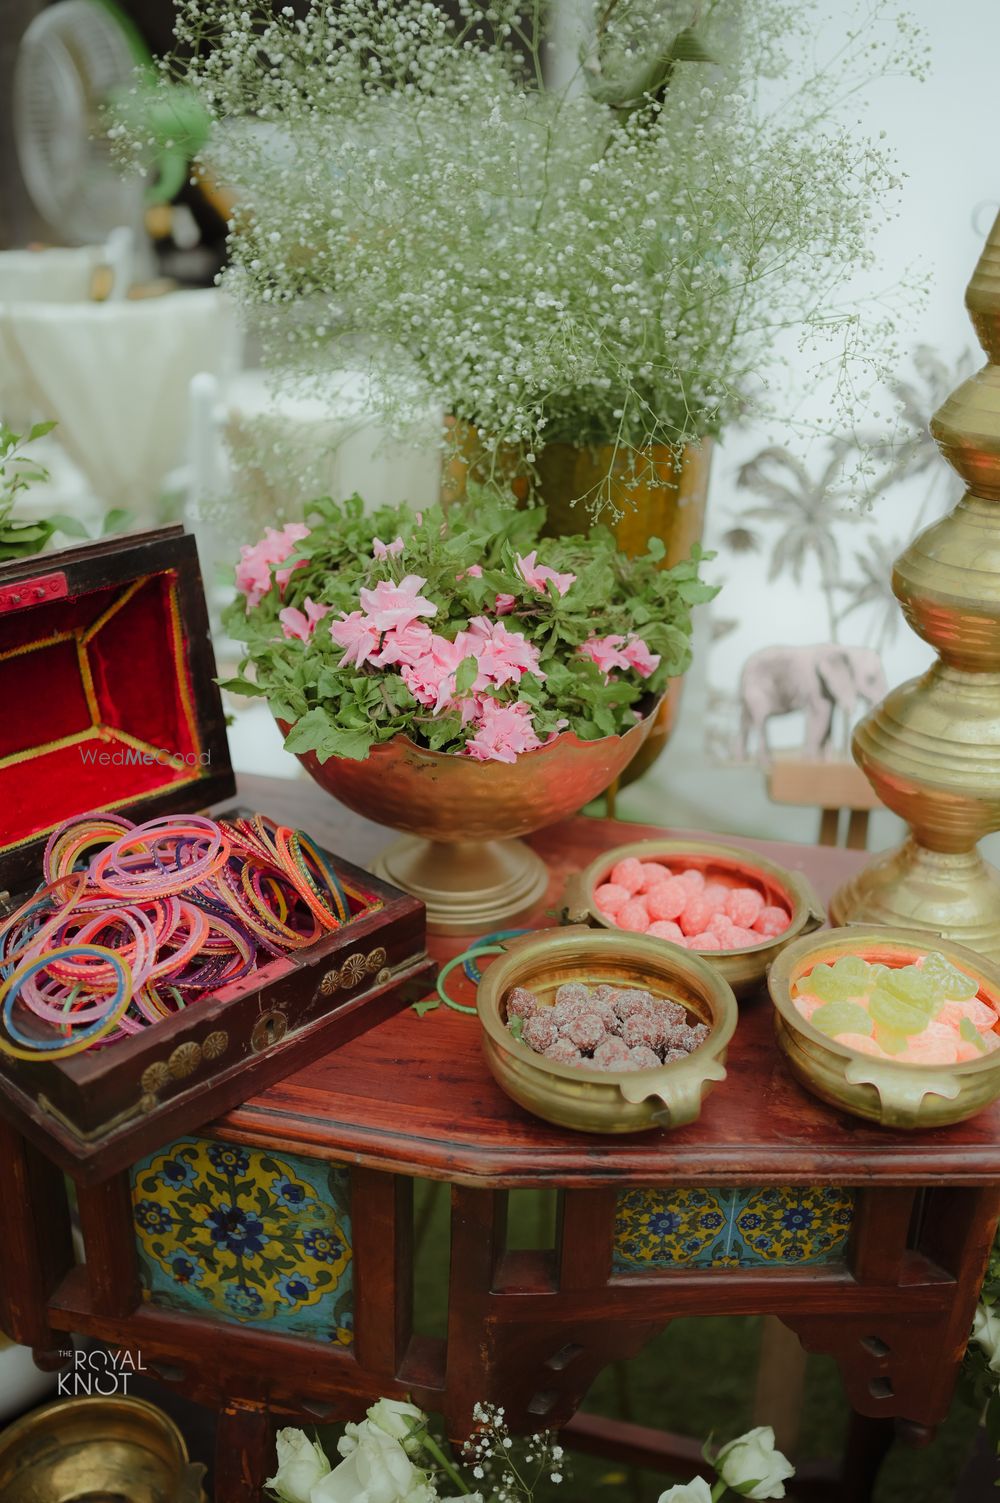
[0,527,434,1182]
[831,211,1000,957]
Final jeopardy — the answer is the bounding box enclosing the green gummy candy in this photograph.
[830,955,872,992]
[960,1017,987,1053]
[811,1000,874,1038]
[921,951,978,1001]
[869,985,927,1035]
[806,964,842,1001]
[874,1025,909,1056]
[882,965,937,1011]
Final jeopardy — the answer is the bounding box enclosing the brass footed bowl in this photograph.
[0,1395,205,1503]
[768,926,1000,1130]
[477,926,737,1134]
[565,838,825,997]
[281,704,661,935]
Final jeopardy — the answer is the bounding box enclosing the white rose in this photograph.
[656,1480,713,1503]
[715,1426,795,1500]
[312,1422,424,1503]
[266,1428,331,1503]
[367,1398,429,1455]
[973,1302,1000,1373]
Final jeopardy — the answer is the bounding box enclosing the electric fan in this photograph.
[14,0,206,246]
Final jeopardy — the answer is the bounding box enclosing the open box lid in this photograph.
[0,525,236,894]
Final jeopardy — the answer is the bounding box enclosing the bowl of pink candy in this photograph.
[769,926,1000,1129]
[566,839,824,996]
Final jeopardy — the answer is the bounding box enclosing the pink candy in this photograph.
[679,894,716,936]
[640,861,672,887]
[646,879,687,921]
[617,897,651,933]
[610,857,645,894]
[755,905,790,938]
[648,919,684,942]
[726,887,765,928]
[595,882,630,915]
[687,931,724,950]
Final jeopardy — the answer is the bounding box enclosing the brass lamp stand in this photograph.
[831,211,1000,959]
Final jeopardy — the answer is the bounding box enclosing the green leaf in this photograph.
[646,535,666,561]
[28,420,57,441]
[217,675,262,697]
[669,28,716,63]
[455,655,479,695]
[102,507,134,536]
[48,514,91,539]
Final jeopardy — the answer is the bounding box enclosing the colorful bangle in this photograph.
[0,946,132,1060]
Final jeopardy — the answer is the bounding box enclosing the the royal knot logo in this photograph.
[58,1348,148,1396]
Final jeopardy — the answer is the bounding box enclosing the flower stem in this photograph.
[421,1433,468,1495]
[711,1483,728,1502]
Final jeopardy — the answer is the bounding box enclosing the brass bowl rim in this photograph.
[279,692,663,766]
[0,1392,192,1463]
[476,926,738,1086]
[575,837,821,956]
[768,923,1000,1074]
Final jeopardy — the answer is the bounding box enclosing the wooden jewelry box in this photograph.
[0,526,434,1183]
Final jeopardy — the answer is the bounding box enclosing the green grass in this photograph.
[408,1180,981,1502]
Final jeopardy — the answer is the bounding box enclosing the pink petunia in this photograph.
[460,564,483,579]
[622,635,661,678]
[400,632,470,714]
[358,575,439,632]
[466,617,545,688]
[494,593,517,615]
[279,597,330,643]
[236,522,311,606]
[578,634,632,676]
[329,610,381,669]
[371,621,434,669]
[465,699,544,764]
[373,535,405,560]
[516,549,576,598]
[234,547,273,609]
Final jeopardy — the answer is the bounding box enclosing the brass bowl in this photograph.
[768,925,1000,1129]
[281,705,661,935]
[477,925,738,1133]
[0,1395,205,1503]
[566,838,825,997]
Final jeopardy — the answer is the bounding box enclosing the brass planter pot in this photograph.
[0,1395,205,1503]
[282,705,661,934]
[565,838,825,997]
[477,925,737,1134]
[768,926,1000,1130]
[442,426,713,779]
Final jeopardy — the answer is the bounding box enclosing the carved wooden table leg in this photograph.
[0,1117,73,1368]
[214,1399,274,1503]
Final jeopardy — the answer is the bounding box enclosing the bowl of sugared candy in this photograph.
[769,926,1000,1129]
[567,839,824,997]
[476,925,737,1133]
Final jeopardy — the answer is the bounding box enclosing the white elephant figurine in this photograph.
[738,643,888,764]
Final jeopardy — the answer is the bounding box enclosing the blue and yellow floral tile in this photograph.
[613,1185,854,1272]
[131,1136,353,1343]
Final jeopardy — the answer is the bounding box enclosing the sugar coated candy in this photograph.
[687,931,724,950]
[703,882,730,907]
[939,998,999,1034]
[679,894,716,936]
[811,1000,874,1038]
[565,1012,608,1051]
[613,988,656,1018]
[919,950,979,1001]
[725,926,762,949]
[617,898,651,933]
[555,981,592,1008]
[882,964,937,1011]
[675,867,705,893]
[622,1013,661,1050]
[832,1031,884,1057]
[725,887,765,927]
[523,1013,559,1052]
[628,1045,661,1070]
[506,986,540,1020]
[755,905,790,938]
[544,1038,583,1064]
[594,882,630,915]
[640,862,672,888]
[592,1036,631,1070]
[648,919,684,942]
[646,879,687,921]
[610,857,645,894]
[869,985,928,1035]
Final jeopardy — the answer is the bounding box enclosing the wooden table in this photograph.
[10,776,1000,1501]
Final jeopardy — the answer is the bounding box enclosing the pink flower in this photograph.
[579,634,631,676]
[373,536,404,560]
[278,597,330,643]
[516,550,576,598]
[466,617,545,688]
[371,621,435,669]
[494,593,517,615]
[329,610,381,669]
[465,700,544,764]
[235,522,311,607]
[234,546,272,609]
[400,632,469,714]
[358,575,439,631]
[461,564,483,579]
[622,635,660,678]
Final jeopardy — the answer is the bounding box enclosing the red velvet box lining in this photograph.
[0,571,207,855]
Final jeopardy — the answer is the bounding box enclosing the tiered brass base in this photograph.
[830,839,1000,962]
[372,836,549,935]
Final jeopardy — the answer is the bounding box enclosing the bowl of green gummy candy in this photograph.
[768,925,1000,1129]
